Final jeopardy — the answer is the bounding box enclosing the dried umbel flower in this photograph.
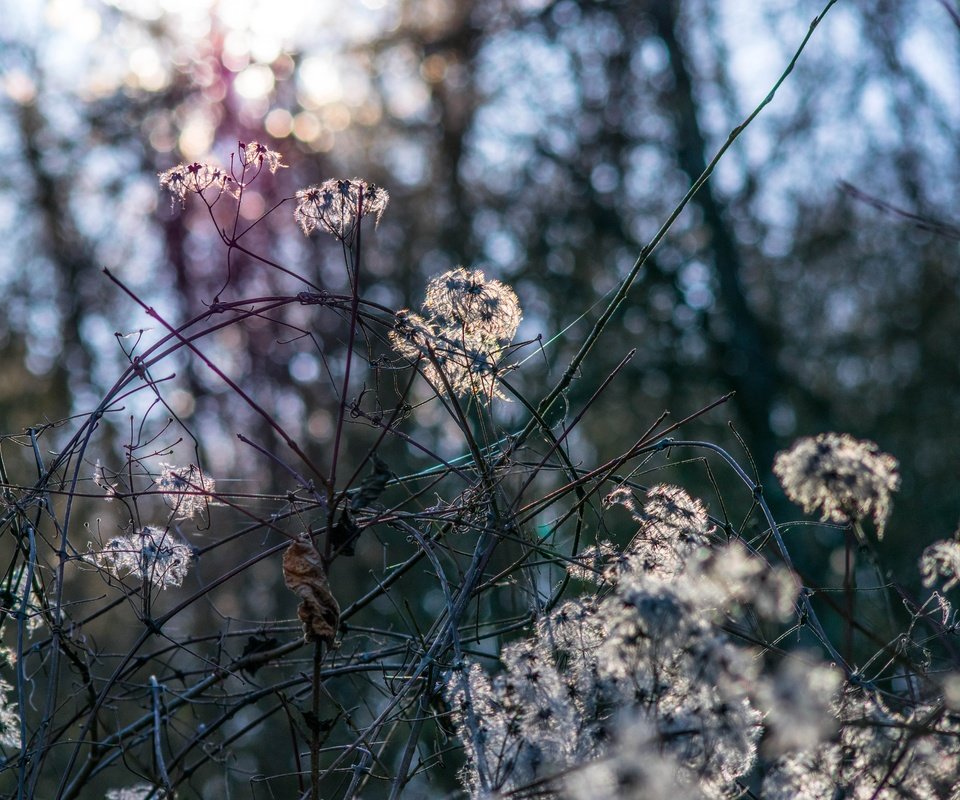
[920,535,960,591]
[756,656,841,755]
[240,140,285,174]
[773,433,900,538]
[446,486,798,800]
[564,715,699,800]
[601,484,713,580]
[294,178,388,240]
[424,267,522,345]
[390,268,522,400]
[158,161,235,205]
[88,527,192,589]
[156,462,217,520]
[105,786,170,800]
[764,691,960,799]
[0,677,21,749]
[282,533,340,645]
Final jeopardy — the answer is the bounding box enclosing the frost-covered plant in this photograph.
[773,432,900,537]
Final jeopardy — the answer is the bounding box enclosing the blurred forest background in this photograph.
[1,0,960,794]
[3,0,958,566]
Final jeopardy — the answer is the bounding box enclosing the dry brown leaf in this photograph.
[282,533,340,645]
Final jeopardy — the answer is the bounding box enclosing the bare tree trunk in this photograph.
[649,0,782,469]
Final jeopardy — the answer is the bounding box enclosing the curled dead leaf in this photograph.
[282,533,340,645]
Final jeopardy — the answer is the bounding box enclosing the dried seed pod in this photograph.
[282,534,340,645]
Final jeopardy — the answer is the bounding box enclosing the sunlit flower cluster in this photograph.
[88,526,192,589]
[105,786,170,800]
[294,178,388,240]
[156,462,217,520]
[240,140,285,174]
[763,690,960,799]
[158,140,286,209]
[773,432,900,537]
[920,534,960,591]
[593,484,713,580]
[158,161,235,205]
[447,485,805,799]
[0,676,21,749]
[390,268,522,400]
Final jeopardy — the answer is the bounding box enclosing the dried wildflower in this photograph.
[105,786,169,800]
[765,690,960,799]
[566,540,625,583]
[920,534,960,591]
[294,178,388,240]
[836,691,960,798]
[93,459,118,501]
[158,161,235,205]
[156,462,217,520]
[602,485,636,512]
[0,677,21,748]
[282,533,340,645]
[756,656,841,755]
[241,140,285,173]
[694,541,798,620]
[762,747,843,800]
[448,495,789,799]
[564,715,699,800]
[601,484,713,580]
[390,268,522,401]
[88,527,192,589]
[424,267,522,345]
[773,432,900,538]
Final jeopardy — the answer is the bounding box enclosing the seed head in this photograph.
[294,178,388,240]
[88,527,193,589]
[156,462,217,520]
[773,433,900,538]
[158,162,235,205]
[920,535,960,591]
[240,140,285,173]
[390,268,522,401]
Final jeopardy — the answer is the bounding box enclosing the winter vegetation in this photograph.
[2,1,960,799]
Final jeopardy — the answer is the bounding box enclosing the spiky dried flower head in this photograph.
[156,462,217,520]
[773,433,900,538]
[240,140,285,173]
[920,534,960,591]
[88,526,192,589]
[158,161,235,206]
[390,268,522,401]
[105,786,171,800]
[424,267,522,344]
[0,677,21,749]
[597,484,713,580]
[294,178,388,240]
